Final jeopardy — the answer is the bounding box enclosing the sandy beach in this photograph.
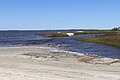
[0,46,120,80]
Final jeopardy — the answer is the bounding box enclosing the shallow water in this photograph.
[43,34,120,59]
[0,30,120,59]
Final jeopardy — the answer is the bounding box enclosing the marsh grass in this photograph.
[40,32,68,37]
[38,30,115,38]
[74,30,118,35]
[77,31,120,47]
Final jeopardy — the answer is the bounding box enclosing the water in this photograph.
[0,30,120,59]
[0,30,73,45]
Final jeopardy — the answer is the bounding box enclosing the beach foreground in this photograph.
[0,47,120,80]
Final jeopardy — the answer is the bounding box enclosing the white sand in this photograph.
[66,33,74,36]
[0,47,120,80]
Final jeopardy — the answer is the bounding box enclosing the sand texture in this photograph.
[0,47,120,80]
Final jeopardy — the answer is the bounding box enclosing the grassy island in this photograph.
[38,30,115,38]
[36,30,120,47]
[38,32,68,37]
[76,30,120,48]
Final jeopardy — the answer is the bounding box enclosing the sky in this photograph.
[0,0,120,30]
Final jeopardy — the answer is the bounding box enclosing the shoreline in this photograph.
[0,45,120,62]
[0,46,120,80]
[0,45,120,60]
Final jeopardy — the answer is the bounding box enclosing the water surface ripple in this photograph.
[0,31,120,59]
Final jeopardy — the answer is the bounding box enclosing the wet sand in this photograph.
[0,47,120,80]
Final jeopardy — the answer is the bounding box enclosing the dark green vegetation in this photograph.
[111,27,120,31]
[78,36,120,47]
[74,30,117,35]
[77,30,120,48]
[38,32,68,37]
[75,27,120,35]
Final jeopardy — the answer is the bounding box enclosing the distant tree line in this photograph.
[111,27,120,31]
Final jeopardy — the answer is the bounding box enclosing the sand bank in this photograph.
[0,46,120,80]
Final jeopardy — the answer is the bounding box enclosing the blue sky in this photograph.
[0,0,120,30]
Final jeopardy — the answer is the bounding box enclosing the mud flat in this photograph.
[0,46,120,80]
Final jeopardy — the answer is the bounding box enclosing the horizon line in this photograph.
[0,28,111,31]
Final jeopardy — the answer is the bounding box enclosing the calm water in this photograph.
[0,30,120,59]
